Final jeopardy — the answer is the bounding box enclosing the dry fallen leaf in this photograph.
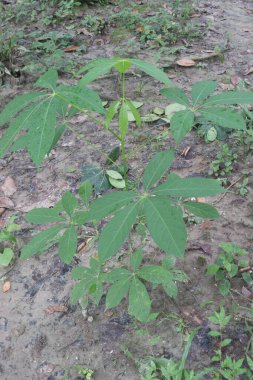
[77,28,93,36]
[45,305,68,314]
[241,286,253,300]
[0,196,14,209]
[181,146,191,157]
[176,58,195,67]
[3,281,11,293]
[0,207,5,217]
[64,45,80,53]
[231,75,241,86]
[244,67,253,76]
[1,176,17,196]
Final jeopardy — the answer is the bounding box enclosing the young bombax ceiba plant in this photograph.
[20,148,223,321]
[1,57,252,321]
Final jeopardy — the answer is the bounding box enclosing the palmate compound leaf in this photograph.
[143,148,175,190]
[98,202,140,263]
[191,80,218,106]
[144,197,187,257]
[200,108,246,130]
[153,173,224,198]
[20,225,65,260]
[184,201,220,219]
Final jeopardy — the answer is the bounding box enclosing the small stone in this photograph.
[0,317,8,331]
[11,323,26,337]
[87,316,93,323]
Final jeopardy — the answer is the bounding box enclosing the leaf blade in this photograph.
[58,225,77,264]
[143,148,175,190]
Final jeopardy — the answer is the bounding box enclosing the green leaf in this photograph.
[89,191,137,220]
[164,103,186,122]
[72,211,89,226]
[106,268,132,283]
[106,170,123,180]
[163,281,178,299]
[184,202,220,219]
[105,100,120,128]
[108,177,126,189]
[113,58,132,73]
[191,80,218,105]
[98,202,139,262]
[208,330,221,337]
[119,102,129,136]
[207,264,220,275]
[26,98,57,167]
[0,248,14,266]
[204,91,253,106]
[56,85,105,114]
[20,225,63,260]
[143,148,175,190]
[62,191,78,216]
[58,225,77,264]
[171,110,195,143]
[221,338,232,347]
[246,356,253,371]
[70,280,87,304]
[126,100,142,127]
[144,198,186,257]
[79,61,115,85]
[153,173,224,198]
[79,181,93,205]
[218,279,231,296]
[130,249,143,272]
[106,146,121,165]
[128,277,151,322]
[200,108,246,130]
[106,277,131,309]
[25,208,65,224]
[0,92,45,127]
[49,124,66,151]
[138,265,173,284]
[161,87,189,106]
[34,69,58,91]
[82,164,110,194]
[0,97,51,160]
[131,59,171,86]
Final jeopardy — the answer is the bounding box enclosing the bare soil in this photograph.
[0,0,253,379]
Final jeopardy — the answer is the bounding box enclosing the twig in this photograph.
[214,176,243,204]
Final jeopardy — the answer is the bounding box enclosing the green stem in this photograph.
[121,137,128,190]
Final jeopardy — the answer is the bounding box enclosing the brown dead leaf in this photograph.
[77,28,93,36]
[176,58,195,67]
[244,67,253,76]
[77,237,93,255]
[1,176,17,196]
[45,305,68,314]
[197,197,207,203]
[3,281,11,293]
[231,75,241,86]
[64,45,80,53]
[0,196,14,209]
[241,286,253,300]
[0,207,5,217]
[181,146,191,157]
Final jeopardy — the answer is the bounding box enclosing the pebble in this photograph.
[0,317,8,332]
[87,316,93,323]
[11,323,26,337]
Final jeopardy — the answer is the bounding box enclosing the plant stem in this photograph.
[121,137,128,190]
